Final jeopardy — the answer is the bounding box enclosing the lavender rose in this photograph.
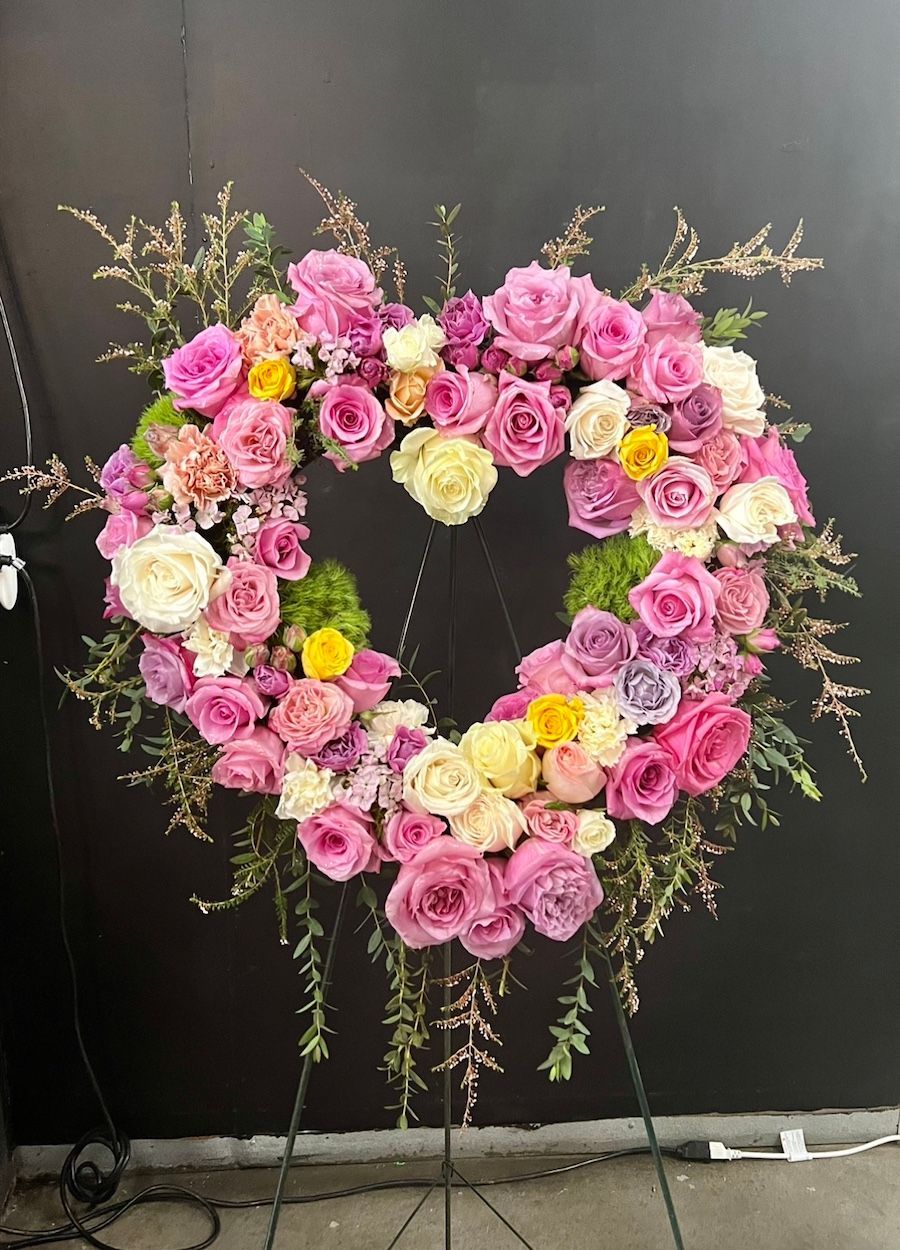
[438,290,490,361]
[564,458,641,539]
[614,659,682,725]
[139,635,195,713]
[668,385,723,452]
[563,606,637,689]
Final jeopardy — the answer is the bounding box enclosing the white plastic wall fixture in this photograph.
[0,532,20,609]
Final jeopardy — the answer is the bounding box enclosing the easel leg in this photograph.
[442,941,453,1250]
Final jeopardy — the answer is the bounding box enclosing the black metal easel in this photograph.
[262,518,685,1250]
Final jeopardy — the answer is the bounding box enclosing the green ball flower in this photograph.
[279,560,371,650]
[564,534,660,623]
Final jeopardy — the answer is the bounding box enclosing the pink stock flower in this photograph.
[576,291,647,382]
[636,457,717,529]
[482,373,565,476]
[461,860,526,960]
[385,838,494,948]
[382,807,446,864]
[204,558,280,648]
[739,428,815,527]
[253,518,311,581]
[211,726,285,795]
[268,678,354,754]
[424,366,497,436]
[138,634,195,713]
[334,649,401,713]
[162,324,244,417]
[298,801,380,881]
[630,333,703,404]
[542,742,606,804]
[564,458,641,539]
[654,692,752,796]
[520,794,577,845]
[641,290,702,346]
[713,566,770,635]
[483,262,583,362]
[318,382,393,469]
[96,510,152,560]
[505,838,603,942]
[629,552,721,642]
[288,249,382,342]
[185,675,267,745]
[605,739,679,824]
[213,399,294,487]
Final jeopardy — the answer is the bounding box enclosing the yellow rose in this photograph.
[458,720,539,798]
[300,628,355,680]
[618,426,668,480]
[390,429,498,526]
[526,694,584,749]
[248,357,297,402]
[385,365,438,426]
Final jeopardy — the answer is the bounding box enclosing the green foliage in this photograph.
[564,534,659,622]
[539,926,598,1081]
[279,559,371,647]
[702,299,767,346]
[243,212,293,300]
[131,393,185,466]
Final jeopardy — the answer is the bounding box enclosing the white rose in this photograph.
[565,380,630,459]
[111,524,224,634]
[276,754,334,824]
[717,476,797,546]
[448,788,527,853]
[572,809,616,856]
[391,429,498,526]
[403,738,484,817]
[701,345,766,437]
[383,314,446,372]
[365,699,433,747]
[458,720,539,798]
[183,616,234,678]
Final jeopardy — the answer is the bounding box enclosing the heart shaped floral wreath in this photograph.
[7,175,866,1126]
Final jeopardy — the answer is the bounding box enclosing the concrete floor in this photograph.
[4,1149,899,1249]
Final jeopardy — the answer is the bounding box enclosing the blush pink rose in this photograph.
[483,262,583,362]
[96,510,152,560]
[486,689,534,722]
[576,291,647,381]
[424,366,497,435]
[694,429,743,492]
[254,518,311,581]
[739,428,815,527]
[631,333,703,404]
[288,249,382,342]
[655,692,752,796]
[334,649,401,713]
[516,639,580,695]
[542,742,606,804]
[318,381,393,469]
[629,552,721,642]
[213,398,293,487]
[138,634,195,713]
[385,838,494,948]
[713,567,770,635]
[505,838,603,942]
[564,458,641,539]
[461,860,526,960]
[482,373,565,476]
[605,739,679,824]
[382,807,446,864]
[185,675,267,745]
[204,558,280,648]
[641,290,702,345]
[162,324,244,417]
[520,794,577,845]
[298,801,380,881]
[211,726,285,795]
[268,678,354,754]
[636,457,717,529]
[563,607,637,689]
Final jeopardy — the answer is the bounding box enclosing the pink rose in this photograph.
[252,664,293,699]
[162,324,244,418]
[424,366,497,435]
[563,458,640,540]
[482,373,565,476]
[211,726,285,795]
[288,249,382,343]
[713,567,769,635]
[461,860,526,960]
[213,398,293,487]
[138,634,194,713]
[204,558,280,648]
[96,510,152,560]
[254,518,311,581]
[483,262,583,362]
[641,290,702,346]
[485,689,534,722]
[605,739,679,824]
[268,678,354,754]
[505,839,603,942]
[631,333,703,404]
[542,742,606,804]
[747,627,779,653]
[185,675,267,745]
[629,552,721,642]
[334,649,401,713]
[520,794,577,845]
[298,801,380,881]
[563,607,637,689]
[103,578,127,620]
[636,457,717,529]
[318,382,393,469]
[516,640,579,695]
[480,344,510,374]
[382,807,446,864]
[386,727,429,773]
[385,838,494,948]
[694,429,743,492]
[655,692,752,796]
[739,428,815,527]
[576,292,647,382]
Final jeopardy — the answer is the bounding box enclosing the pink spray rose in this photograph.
[636,457,717,529]
[486,689,535,722]
[505,838,603,942]
[254,518,312,581]
[631,333,703,404]
[318,382,393,469]
[655,692,752,796]
[334,649,401,713]
[424,366,497,435]
[213,398,293,487]
[268,678,354,754]
[96,510,152,560]
[185,675,267,745]
[563,607,637,689]
[739,428,815,527]
[641,290,702,345]
[542,742,606,804]
[576,292,647,382]
[252,664,293,700]
[382,807,446,864]
[629,552,721,642]
[298,801,380,881]
[288,248,382,342]
[713,566,770,635]
[385,838,494,948]
[520,794,577,845]
[694,429,743,492]
[563,458,641,539]
[482,373,565,476]
[204,558,280,648]
[138,634,194,713]
[99,445,153,512]
[605,739,679,824]
[162,324,244,417]
[211,726,285,795]
[516,639,580,695]
[483,262,583,362]
[461,860,526,961]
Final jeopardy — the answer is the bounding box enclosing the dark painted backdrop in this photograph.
[0,0,897,1146]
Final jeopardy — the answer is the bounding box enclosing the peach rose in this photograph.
[386,365,441,426]
[237,294,304,364]
[542,741,606,804]
[161,424,237,517]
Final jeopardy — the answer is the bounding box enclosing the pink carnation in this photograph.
[162,324,244,418]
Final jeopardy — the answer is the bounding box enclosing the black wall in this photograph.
[0,0,898,1146]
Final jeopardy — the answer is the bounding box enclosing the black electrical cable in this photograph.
[0,244,34,536]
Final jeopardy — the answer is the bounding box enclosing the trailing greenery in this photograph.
[564,533,659,623]
[131,392,186,466]
[279,559,371,648]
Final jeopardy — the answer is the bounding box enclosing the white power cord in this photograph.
[679,1128,900,1163]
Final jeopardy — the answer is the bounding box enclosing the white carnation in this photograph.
[276,754,334,824]
[576,690,636,768]
[365,699,433,747]
[183,616,234,678]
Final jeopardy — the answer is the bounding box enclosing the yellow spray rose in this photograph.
[527,693,584,749]
[248,357,297,402]
[300,628,355,681]
[618,426,668,480]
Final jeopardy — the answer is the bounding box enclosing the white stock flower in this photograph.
[111,524,224,634]
[276,754,334,824]
[383,314,446,372]
[565,379,630,459]
[571,809,616,856]
[717,476,797,546]
[448,788,527,853]
[390,429,497,526]
[402,738,484,817]
[458,720,539,798]
[365,699,433,747]
[701,345,766,437]
[183,616,234,678]
[576,690,636,768]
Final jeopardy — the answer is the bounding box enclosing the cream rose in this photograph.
[448,788,527,852]
[565,379,630,460]
[276,754,334,823]
[701,345,766,437]
[717,476,797,546]
[402,738,484,817]
[111,524,224,634]
[390,429,498,526]
[458,720,540,798]
[383,314,445,372]
[571,809,616,856]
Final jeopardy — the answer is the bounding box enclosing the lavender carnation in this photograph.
[633,623,699,676]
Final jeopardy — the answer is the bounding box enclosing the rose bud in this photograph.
[270,645,297,672]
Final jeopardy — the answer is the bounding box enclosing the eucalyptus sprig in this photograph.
[424,202,462,313]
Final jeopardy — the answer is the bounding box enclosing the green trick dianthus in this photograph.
[564,534,660,622]
[131,393,185,467]
[279,560,371,649]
